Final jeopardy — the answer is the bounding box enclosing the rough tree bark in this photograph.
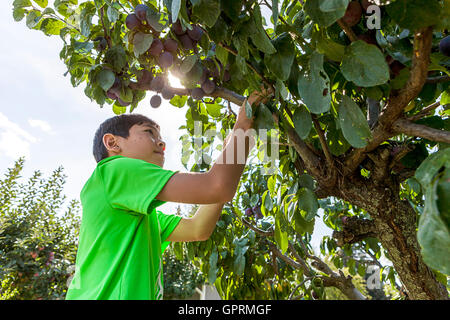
[330,172,449,300]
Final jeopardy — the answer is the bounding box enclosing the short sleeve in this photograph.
[157,210,182,252]
[100,157,178,214]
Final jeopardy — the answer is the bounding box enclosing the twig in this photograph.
[100,6,113,48]
[407,101,440,122]
[426,75,450,84]
[312,114,334,168]
[337,19,358,42]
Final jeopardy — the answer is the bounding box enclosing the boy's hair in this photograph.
[93,113,159,163]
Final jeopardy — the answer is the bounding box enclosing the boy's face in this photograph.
[103,122,166,167]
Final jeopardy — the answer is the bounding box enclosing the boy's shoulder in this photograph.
[97,155,157,169]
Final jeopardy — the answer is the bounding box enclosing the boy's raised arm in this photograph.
[155,87,272,205]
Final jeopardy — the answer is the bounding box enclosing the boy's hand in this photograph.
[235,86,274,130]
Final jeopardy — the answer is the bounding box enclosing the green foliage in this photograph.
[415,148,450,275]
[0,158,81,300]
[162,247,205,299]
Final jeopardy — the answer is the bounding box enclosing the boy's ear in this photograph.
[103,133,120,152]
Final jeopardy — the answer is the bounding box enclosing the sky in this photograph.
[0,2,332,254]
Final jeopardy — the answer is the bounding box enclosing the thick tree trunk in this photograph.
[333,175,448,300]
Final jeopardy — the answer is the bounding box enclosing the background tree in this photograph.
[11,0,450,299]
[0,157,81,300]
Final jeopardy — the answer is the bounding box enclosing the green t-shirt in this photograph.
[65,155,181,300]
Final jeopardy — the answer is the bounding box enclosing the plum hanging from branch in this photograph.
[342,1,362,27]
[150,94,162,108]
[125,14,142,31]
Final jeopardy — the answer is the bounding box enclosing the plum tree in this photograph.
[244,208,253,217]
[14,0,450,301]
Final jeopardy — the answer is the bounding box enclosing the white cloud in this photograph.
[28,118,56,135]
[0,112,38,160]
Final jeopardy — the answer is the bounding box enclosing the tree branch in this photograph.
[343,27,434,174]
[337,19,358,42]
[407,101,440,122]
[312,114,335,168]
[332,216,377,247]
[392,118,450,144]
[426,75,450,84]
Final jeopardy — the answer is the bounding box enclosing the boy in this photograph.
[65,88,271,300]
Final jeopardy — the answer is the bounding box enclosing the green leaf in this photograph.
[264,32,296,81]
[192,0,221,28]
[104,45,127,72]
[107,4,119,23]
[171,0,181,23]
[340,40,390,87]
[205,103,222,117]
[180,54,198,74]
[338,95,372,148]
[13,7,27,21]
[220,0,243,21]
[292,104,312,140]
[262,190,274,213]
[208,248,219,284]
[26,10,42,29]
[415,148,450,187]
[319,0,350,12]
[297,188,318,222]
[247,5,276,54]
[112,103,127,115]
[13,0,32,8]
[298,174,315,190]
[304,0,347,27]
[268,175,276,197]
[417,173,450,275]
[133,32,153,57]
[386,0,441,31]
[145,7,164,32]
[215,45,228,67]
[272,0,279,27]
[254,103,275,131]
[250,194,259,207]
[39,18,65,36]
[33,0,48,8]
[96,69,115,91]
[293,210,315,235]
[315,35,345,62]
[169,95,188,108]
[245,100,252,119]
[275,211,289,254]
[297,51,331,114]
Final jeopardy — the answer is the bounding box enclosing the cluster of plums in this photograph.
[244,205,263,220]
[112,4,229,108]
